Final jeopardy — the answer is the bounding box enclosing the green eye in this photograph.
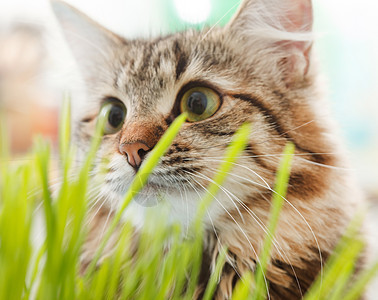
[180,87,221,122]
[100,97,126,134]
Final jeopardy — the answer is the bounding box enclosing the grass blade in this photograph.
[232,272,254,300]
[252,142,295,300]
[343,261,378,300]
[202,247,228,300]
[59,94,71,163]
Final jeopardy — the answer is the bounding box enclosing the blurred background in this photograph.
[1,0,377,187]
[0,0,377,256]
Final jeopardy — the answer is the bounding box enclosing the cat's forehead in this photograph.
[116,31,209,83]
[116,36,190,93]
[109,29,248,115]
[113,39,185,115]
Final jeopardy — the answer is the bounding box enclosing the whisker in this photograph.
[203,159,271,189]
[186,171,271,299]
[205,167,304,296]
[271,119,317,140]
[183,160,321,296]
[201,160,323,280]
[184,152,336,160]
[190,170,245,223]
[184,152,347,172]
[193,165,302,293]
[164,174,244,281]
[86,193,108,227]
[272,190,324,288]
[296,157,351,171]
[205,208,243,280]
[100,205,113,239]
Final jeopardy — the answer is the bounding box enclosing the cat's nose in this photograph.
[119,141,151,170]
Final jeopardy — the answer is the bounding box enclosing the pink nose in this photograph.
[119,141,151,170]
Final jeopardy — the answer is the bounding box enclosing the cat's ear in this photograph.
[226,0,313,84]
[51,0,122,80]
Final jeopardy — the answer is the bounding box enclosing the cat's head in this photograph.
[52,0,335,229]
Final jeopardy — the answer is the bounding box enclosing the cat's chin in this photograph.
[101,178,170,208]
[132,183,166,207]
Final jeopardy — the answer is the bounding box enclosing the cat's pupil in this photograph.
[187,92,207,115]
[108,105,125,128]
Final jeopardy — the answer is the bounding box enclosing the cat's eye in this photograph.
[180,87,221,122]
[100,98,126,134]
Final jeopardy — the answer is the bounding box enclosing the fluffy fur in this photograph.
[52,0,365,298]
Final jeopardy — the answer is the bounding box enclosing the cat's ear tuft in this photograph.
[226,0,313,85]
[51,0,121,79]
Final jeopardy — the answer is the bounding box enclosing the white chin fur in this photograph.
[99,182,229,233]
[97,157,236,231]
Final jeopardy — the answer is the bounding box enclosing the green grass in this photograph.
[0,102,377,299]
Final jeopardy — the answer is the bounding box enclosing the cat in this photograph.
[51,0,366,298]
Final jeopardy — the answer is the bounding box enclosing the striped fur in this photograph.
[52,0,365,298]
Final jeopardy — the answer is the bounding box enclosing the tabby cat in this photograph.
[52,0,365,298]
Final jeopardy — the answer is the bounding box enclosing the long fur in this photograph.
[52,0,366,298]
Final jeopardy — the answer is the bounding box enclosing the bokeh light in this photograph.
[173,0,211,24]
